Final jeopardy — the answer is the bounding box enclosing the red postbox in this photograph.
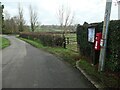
[94,32,102,50]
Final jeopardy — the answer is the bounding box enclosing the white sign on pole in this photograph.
[88,28,95,43]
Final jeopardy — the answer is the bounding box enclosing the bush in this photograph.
[76,20,120,72]
[19,32,64,47]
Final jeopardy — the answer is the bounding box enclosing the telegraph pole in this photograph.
[118,1,120,19]
[0,2,2,90]
[98,0,112,72]
[0,3,1,42]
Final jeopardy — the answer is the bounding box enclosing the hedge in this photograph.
[76,20,120,72]
[19,32,64,47]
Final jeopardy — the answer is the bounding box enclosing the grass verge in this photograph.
[19,37,119,88]
[78,60,119,88]
[18,37,80,66]
[0,36,10,49]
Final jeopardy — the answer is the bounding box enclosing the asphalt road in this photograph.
[2,35,95,88]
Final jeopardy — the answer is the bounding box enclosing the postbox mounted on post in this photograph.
[94,32,102,50]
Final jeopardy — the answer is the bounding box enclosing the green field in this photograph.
[55,33,77,52]
[35,28,77,52]
[35,28,63,32]
[0,36,10,49]
[65,33,77,52]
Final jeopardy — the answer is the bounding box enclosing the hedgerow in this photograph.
[19,32,64,47]
[77,20,120,72]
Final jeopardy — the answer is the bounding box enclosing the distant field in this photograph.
[65,33,78,52]
[35,27,77,52]
[50,33,77,52]
[0,36,10,49]
[65,33,77,42]
[35,28,63,32]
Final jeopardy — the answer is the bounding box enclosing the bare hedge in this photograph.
[19,32,64,47]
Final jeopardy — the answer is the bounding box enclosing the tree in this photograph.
[11,16,19,33]
[3,10,11,34]
[3,16,19,34]
[3,11,19,34]
[57,5,75,34]
[18,3,25,32]
[57,5,75,48]
[4,10,10,20]
[29,5,38,32]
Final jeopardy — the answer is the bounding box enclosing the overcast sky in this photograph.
[1,0,119,25]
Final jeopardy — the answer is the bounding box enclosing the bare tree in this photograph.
[29,5,38,32]
[57,5,75,34]
[57,5,64,28]
[3,15,19,34]
[57,5,75,48]
[12,16,20,33]
[18,3,25,32]
[3,9,25,34]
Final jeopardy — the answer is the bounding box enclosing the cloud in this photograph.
[1,0,118,25]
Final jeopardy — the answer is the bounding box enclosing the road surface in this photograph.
[2,35,95,88]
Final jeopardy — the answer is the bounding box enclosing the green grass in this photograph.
[0,36,10,49]
[65,33,77,52]
[19,37,79,66]
[78,60,119,88]
[35,28,63,32]
[66,44,78,52]
[65,33,76,38]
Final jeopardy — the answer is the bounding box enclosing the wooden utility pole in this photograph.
[98,0,112,72]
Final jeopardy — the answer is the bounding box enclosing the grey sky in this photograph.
[1,0,119,25]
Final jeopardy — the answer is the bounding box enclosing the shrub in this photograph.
[19,32,64,47]
[76,20,120,72]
